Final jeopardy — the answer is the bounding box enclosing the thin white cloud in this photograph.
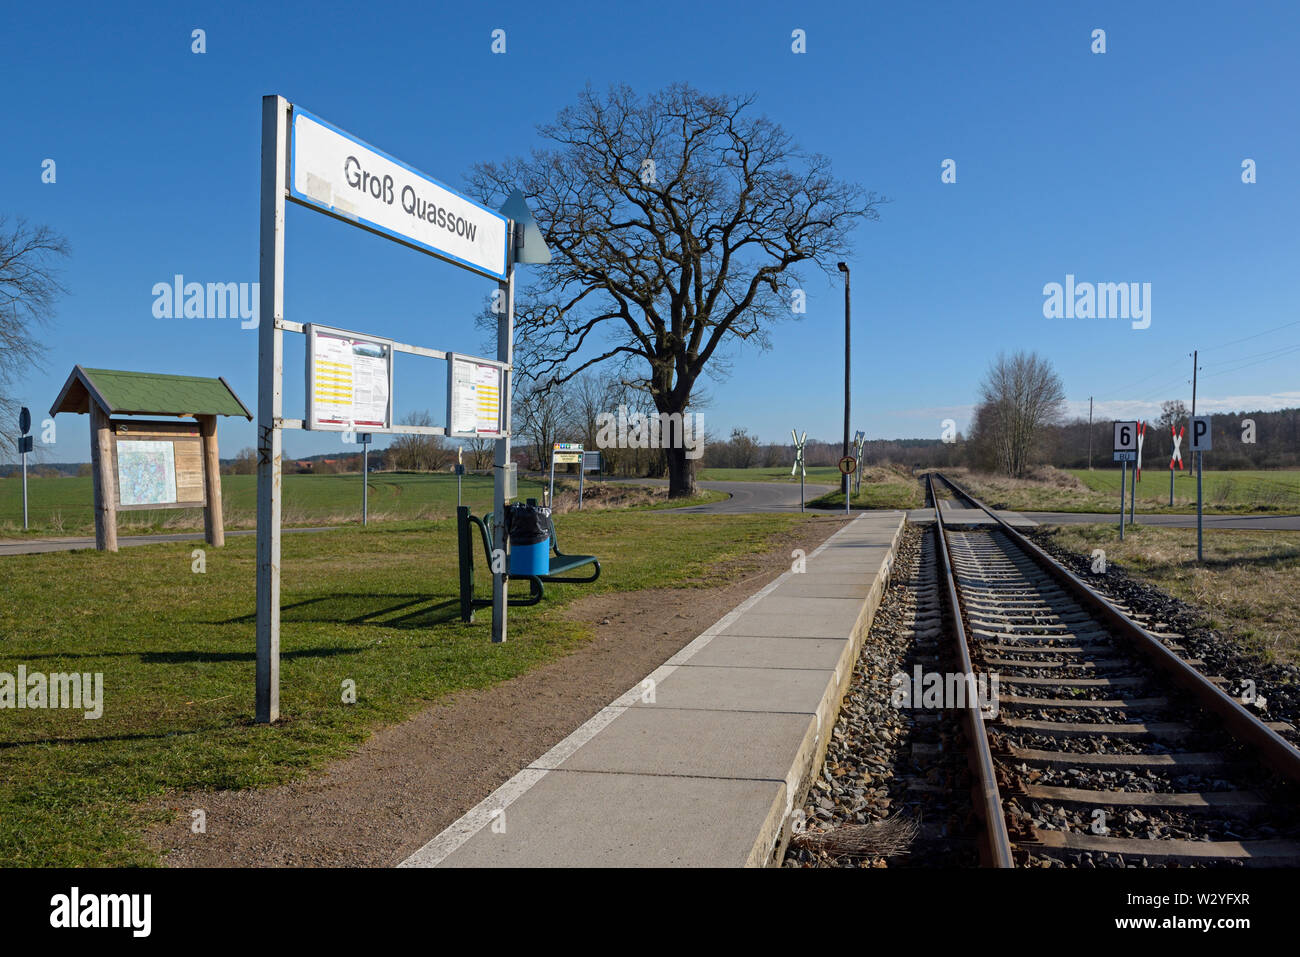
[1066,393,1300,421]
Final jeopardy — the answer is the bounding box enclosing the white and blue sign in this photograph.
[289,108,509,280]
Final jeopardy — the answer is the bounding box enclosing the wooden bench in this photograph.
[457,502,601,623]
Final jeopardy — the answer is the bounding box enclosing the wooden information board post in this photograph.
[50,366,252,552]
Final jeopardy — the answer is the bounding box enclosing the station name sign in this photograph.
[289,108,509,280]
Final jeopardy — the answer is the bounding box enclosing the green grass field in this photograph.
[0,471,711,537]
[1040,524,1300,666]
[1065,468,1300,511]
[951,468,1300,515]
[0,508,806,866]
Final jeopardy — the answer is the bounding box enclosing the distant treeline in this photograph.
[1047,406,1300,470]
[703,406,1299,472]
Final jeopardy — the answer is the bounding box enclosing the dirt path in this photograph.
[149,515,851,867]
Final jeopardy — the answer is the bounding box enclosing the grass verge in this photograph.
[0,509,804,865]
[1035,523,1300,666]
[946,466,1300,515]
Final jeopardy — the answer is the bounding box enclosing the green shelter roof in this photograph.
[50,365,252,419]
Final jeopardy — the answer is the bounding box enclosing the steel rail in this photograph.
[926,475,1015,867]
[933,471,1300,788]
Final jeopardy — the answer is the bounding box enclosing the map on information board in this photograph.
[117,441,178,507]
[448,355,502,437]
[308,327,392,430]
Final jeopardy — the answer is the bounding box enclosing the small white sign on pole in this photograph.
[289,108,509,280]
[1190,416,1212,452]
[1113,420,1138,452]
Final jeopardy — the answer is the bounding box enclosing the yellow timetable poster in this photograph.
[449,356,502,437]
[310,330,391,429]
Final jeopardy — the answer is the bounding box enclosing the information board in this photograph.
[117,440,178,507]
[305,325,394,431]
[110,420,206,510]
[447,353,504,438]
[553,442,583,464]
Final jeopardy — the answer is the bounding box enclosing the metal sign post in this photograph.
[550,443,582,507]
[1131,422,1145,526]
[358,432,371,525]
[852,430,866,495]
[1170,424,1185,505]
[18,407,31,530]
[491,232,516,645]
[1113,421,1138,542]
[1120,460,1126,540]
[791,429,806,512]
[580,451,601,510]
[456,446,464,508]
[838,456,857,514]
[1190,416,1212,562]
[254,95,541,720]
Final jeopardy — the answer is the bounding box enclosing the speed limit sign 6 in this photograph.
[1113,421,1138,452]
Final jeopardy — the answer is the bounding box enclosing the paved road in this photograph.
[611,478,836,513]
[0,525,338,557]
[1021,511,1300,530]
[906,508,1300,531]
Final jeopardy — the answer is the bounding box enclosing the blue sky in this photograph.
[2,0,1297,462]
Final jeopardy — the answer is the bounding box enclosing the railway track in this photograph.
[926,472,1300,867]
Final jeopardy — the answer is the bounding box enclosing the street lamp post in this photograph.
[837,262,850,507]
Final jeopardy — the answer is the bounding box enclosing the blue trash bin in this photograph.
[507,504,551,576]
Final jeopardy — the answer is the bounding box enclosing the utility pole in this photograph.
[837,262,851,506]
[1191,349,1202,563]
[1087,396,1093,470]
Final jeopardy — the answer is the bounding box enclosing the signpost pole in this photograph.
[792,429,806,512]
[1129,460,1136,527]
[1119,460,1126,542]
[1197,450,1204,561]
[1197,451,1203,561]
[548,451,555,508]
[491,225,516,644]
[579,458,584,510]
[1170,464,1174,507]
[361,436,369,526]
[255,94,288,723]
[1190,415,1210,563]
[19,408,30,531]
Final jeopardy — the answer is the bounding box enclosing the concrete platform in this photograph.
[400,510,906,868]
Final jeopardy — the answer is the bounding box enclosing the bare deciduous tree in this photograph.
[974,352,1066,478]
[470,83,884,496]
[387,410,453,471]
[0,217,70,452]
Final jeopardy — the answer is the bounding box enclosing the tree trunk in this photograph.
[666,445,696,497]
